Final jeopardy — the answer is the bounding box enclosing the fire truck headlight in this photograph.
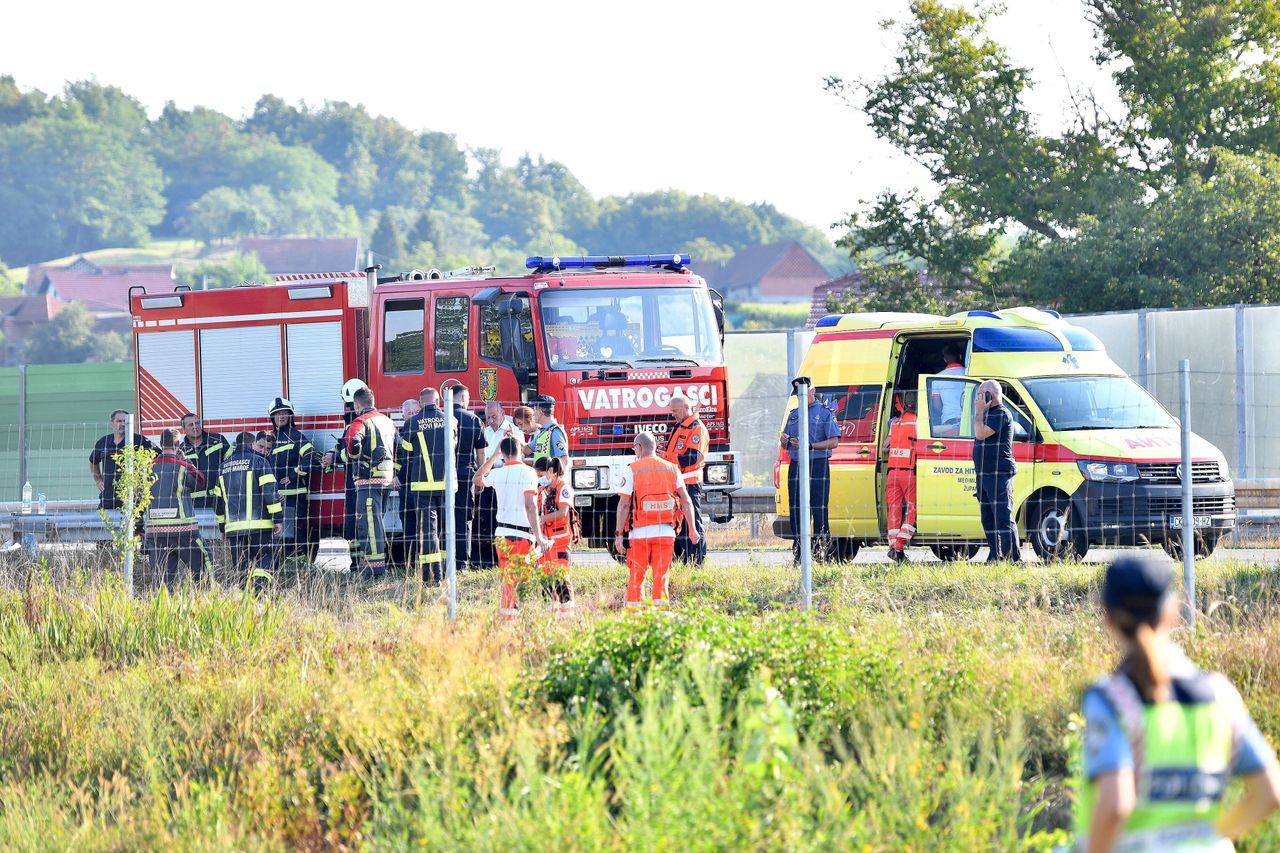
[704,462,732,485]
[572,467,600,490]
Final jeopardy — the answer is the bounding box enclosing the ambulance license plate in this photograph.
[1168,515,1212,530]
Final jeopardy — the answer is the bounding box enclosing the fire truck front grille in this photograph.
[577,414,672,449]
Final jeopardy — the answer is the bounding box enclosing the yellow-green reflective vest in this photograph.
[1076,671,1238,851]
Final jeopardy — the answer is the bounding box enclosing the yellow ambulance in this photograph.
[773,307,1236,561]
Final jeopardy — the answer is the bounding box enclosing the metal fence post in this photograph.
[16,364,26,500]
[444,389,458,620]
[786,330,797,386]
[1178,360,1195,627]
[1137,309,1149,389]
[793,377,812,611]
[123,413,135,594]
[1234,306,1247,479]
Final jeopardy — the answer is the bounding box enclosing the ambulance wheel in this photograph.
[830,538,860,562]
[930,543,980,562]
[1028,495,1088,562]
[1161,531,1219,561]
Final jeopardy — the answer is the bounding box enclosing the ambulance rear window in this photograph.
[971,327,1064,353]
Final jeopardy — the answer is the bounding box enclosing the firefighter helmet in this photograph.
[340,379,369,403]
[267,397,294,417]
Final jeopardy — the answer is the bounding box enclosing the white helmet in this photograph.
[340,378,369,403]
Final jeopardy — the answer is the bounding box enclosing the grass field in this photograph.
[0,552,1276,850]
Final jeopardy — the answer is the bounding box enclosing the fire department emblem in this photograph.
[479,368,498,402]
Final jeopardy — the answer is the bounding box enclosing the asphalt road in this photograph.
[567,545,1280,567]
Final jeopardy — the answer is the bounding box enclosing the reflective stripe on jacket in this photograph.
[627,458,682,529]
[345,408,396,486]
[145,453,203,531]
[663,416,709,484]
[180,431,231,498]
[539,476,573,539]
[887,412,917,470]
[271,423,320,499]
[213,448,283,534]
[398,406,450,492]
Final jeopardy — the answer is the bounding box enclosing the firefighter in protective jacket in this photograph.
[268,397,322,561]
[180,413,231,509]
[145,426,209,587]
[214,431,283,588]
[885,390,918,563]
[345,386,396,579]
[398,388,450,583]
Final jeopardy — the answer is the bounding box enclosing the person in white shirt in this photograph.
[475,436,551,621]
[475,402,523,568]
[934,343,968,434]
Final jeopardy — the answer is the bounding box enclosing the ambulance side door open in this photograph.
[915,375,1038,539]
[915,376,985,537]
[817,383,884,539]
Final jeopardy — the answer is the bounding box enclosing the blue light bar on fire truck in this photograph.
[525,253,691,271]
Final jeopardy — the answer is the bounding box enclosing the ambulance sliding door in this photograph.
[817,383,883,538]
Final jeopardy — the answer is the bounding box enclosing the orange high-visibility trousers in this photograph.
[886,469,917,551]
[497,535,534,620]
[626,536,675,610]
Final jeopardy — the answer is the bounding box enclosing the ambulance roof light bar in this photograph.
[525,253,691,272]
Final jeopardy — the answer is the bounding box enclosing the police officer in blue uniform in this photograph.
[780,382,841,562]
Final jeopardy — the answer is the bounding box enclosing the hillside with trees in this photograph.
[828,0,1280,315]
[0,77,841,274]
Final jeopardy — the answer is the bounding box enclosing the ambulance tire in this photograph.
[1028,495,1088,562]
[930,543,981,562]
[830,537,860,563]
[1161,531,1219,561]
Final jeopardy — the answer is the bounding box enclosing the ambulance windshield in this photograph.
[539,286,722,369]
[1024,375,1176,431]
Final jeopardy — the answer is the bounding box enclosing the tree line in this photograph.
[0,78,842,273]
[827,0,1280,315]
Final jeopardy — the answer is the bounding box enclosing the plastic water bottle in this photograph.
[20,482,31,515]
[37,492,47,515]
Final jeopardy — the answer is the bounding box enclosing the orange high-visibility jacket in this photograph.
[663,416,709,485]
[887,412,918,470]
[628,457,683,529]
[540,476,573,539]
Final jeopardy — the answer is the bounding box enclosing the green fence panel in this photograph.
[0,362,135,501]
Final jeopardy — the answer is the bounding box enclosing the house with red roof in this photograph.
[0,294,66,364]
[25,257,178,312]
[691,241,830,303]
[807,272,866,327]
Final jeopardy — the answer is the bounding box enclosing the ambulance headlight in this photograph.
[704,462,732,485]
[572,467,608,490]
[1078,460,1139,483]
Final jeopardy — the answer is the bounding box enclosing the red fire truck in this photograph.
[130,254,741,547]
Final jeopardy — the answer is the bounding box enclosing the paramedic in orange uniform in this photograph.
[474,436,551,621]
[534,456,576,619]
[614,431,699,611]
[663,393,710,565]
[885,390,918,563]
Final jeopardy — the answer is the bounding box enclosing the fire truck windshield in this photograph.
[539,286,722,369]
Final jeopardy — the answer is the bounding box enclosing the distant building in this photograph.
[692,241,830,303]
[807,272,867,328]
[0,295,66,364]
[235,237,362,277]
[26,258,178,313]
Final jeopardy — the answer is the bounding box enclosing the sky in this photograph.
[5,0,1119,239]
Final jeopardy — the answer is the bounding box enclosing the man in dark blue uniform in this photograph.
[780,383,841,562]
[974,379,1021,562]
[448,384,487,571]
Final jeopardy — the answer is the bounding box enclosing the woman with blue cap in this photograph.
[1077,555,1279,851]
